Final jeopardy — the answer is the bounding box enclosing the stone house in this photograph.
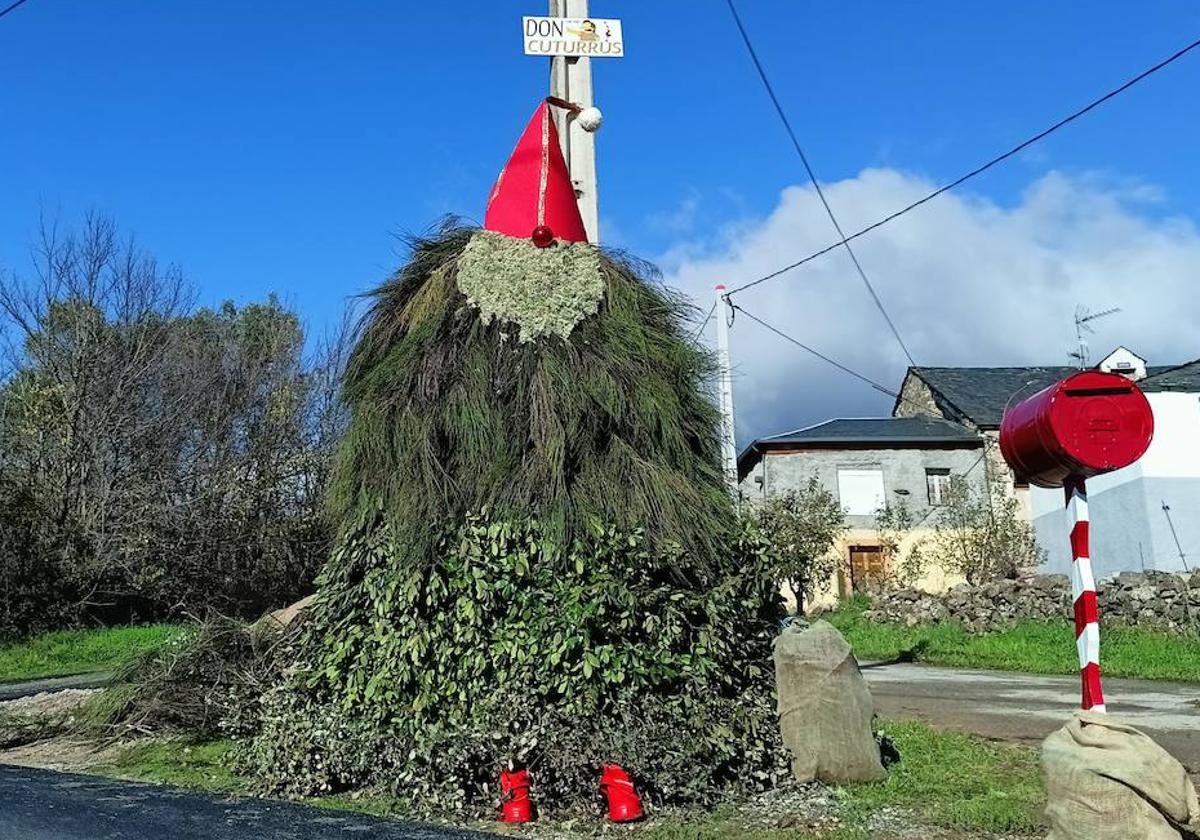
[893,348,1200,577]
[892,362,1086,517]
[737,416,986,607]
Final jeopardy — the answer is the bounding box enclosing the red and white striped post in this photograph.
[1065,475,1104,713]
[1001,371,1154,714]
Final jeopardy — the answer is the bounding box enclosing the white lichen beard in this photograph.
[455,230,604,342]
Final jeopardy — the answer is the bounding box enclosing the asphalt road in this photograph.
[0,673,111,701]
[0,765,492,840]
[863,661,1200,770]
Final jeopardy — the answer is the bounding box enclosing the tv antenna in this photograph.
[1069,305,1121,368]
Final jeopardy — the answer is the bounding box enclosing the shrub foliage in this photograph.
[245,513,787,811]
[0,215,346,637]
[753,477,846,610]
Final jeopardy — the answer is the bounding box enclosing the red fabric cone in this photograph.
[484,103,589,244]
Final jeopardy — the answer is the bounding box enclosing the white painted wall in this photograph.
[1098,346,1147,380]
[1032,392,1200,574]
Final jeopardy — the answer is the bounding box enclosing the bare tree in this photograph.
[0,215,344,636]
[872,476,1042,588]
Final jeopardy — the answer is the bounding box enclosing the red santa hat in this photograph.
[484,103,589,246]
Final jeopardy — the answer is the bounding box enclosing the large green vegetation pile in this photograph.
[243,224,787,813]
[326,224,734,565]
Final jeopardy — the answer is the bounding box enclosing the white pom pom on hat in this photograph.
[576,106,603,132]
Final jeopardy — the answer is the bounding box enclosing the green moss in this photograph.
[456,230,603,341]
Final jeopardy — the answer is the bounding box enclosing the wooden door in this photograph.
[846,545,887,595]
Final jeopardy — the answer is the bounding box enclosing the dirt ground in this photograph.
[0,687,128,771]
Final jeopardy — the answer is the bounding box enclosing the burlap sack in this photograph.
[1043,710,1200,840]
[773,620,886,784]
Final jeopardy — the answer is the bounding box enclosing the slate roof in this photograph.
[737,417,982,478]
[1141,359,1200,393]
[903,366,1078,428]
[903,365,1180,428]
[762,416,981,445]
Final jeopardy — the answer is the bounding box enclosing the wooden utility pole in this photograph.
[549,0,599,242]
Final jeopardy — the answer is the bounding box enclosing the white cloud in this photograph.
[646,189,702,236]
[660,169,1200,445]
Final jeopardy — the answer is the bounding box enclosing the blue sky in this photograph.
[3,1,1200,440]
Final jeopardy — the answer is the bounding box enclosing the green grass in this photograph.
[0,624,188,683]
[98,739,243,795]
[95,720,1043,839]
[839,720,1044,836]
[824,597,1200,682]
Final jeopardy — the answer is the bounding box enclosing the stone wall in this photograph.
[738,445,986,530]
[865,571,1200,633]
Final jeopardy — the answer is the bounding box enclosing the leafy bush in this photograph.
[242,513,787,814]
[752,477,846,610]
[0,482,73,640]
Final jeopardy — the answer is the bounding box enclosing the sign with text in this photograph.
[522,16,624,57]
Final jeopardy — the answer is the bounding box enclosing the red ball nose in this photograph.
[531,225,555,248]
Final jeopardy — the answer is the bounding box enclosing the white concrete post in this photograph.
[715,285,738,490]
[549,0,599,243]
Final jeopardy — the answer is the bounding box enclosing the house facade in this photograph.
[1027,356,1200,577]
[893,362,1088,518]
[893,348,1200,577]
[737,416,986,606]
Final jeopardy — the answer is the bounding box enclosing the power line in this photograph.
[729,303,899,399]
[0,0,32,19]
[724,0,917,367]
[731,302,963,422]
[725,33,1200,298]
[690,300,717,343]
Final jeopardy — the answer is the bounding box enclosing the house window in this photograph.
[926,468,952,506]
[837,468,885,515]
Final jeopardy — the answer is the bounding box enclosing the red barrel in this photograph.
[999,370,1153,488]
